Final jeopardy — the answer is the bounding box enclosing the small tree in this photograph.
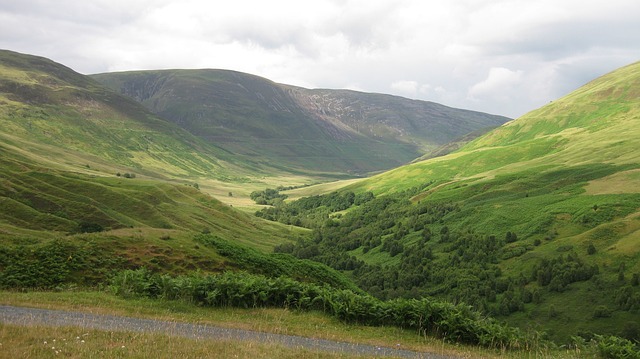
[593,305,612,318]
[587,244,597,255]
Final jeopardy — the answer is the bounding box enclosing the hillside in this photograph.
[0,51,250,180]
[264,61,640,342]
[92,69,508,175]
[0,50,367,291]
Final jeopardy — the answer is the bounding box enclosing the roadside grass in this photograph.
[0,323,379,359]
[0,290,569,359]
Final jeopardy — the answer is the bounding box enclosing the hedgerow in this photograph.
[110,268,532,349]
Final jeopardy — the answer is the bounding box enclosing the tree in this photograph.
[587,244,597,255]
[422,228,432,242]
[593,305,612,318]
[77,221,103,233]
[619,270,626,282]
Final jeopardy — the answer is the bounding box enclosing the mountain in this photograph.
[268,61,640,342]
[92,69,509,175]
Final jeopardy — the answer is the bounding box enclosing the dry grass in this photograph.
[0,323,378,359]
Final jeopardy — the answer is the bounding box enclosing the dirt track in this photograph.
[0,305,456,358]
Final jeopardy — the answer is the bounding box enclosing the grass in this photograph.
[0,290,588,358]
[0,323,380,359]
[0,149,312,255]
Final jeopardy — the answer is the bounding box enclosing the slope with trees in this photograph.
[256,61,640,343]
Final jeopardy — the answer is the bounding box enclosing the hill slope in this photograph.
[355,61,640,193]
[92,69,509,174]
[0,48,293,242]
[269,61,640,342]
[0,50,364,290]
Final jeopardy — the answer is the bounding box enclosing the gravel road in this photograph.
[0,305,457,358]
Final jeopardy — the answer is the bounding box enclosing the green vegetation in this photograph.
[250,188,289,206]
[595,335,640,359]
[0,232,357,292]
[253,61,640,346]
[259,183,640,340]
[2,49,640,358]
[0,290,521,358]
[110,268,532,349]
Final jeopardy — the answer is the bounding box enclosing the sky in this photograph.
[1,0,639,118]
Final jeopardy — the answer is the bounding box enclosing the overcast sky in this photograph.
[1,0,639,118]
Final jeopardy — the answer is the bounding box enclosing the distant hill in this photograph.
[272,61,640,342]
[92,69,509,174]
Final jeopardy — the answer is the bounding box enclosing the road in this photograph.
[0,305,457,358]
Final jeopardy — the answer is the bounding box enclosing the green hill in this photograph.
[0,51,248,179]
[265,61,640,342]
[92,69,508,175]
[0,49,360,290]
[357,61,640,192]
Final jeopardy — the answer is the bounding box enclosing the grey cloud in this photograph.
[1,0,639,118]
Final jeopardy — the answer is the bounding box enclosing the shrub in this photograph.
[593,305,612,318]
[109,269,533,350]
[594,335,640,359]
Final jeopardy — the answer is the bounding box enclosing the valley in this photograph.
[1,49,639,358]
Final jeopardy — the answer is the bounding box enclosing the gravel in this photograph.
[0,304,458,358]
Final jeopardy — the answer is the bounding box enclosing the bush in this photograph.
[595,335,640,359]
[77,221,104,233]
[110,269,533,349]
[593,305,612,318]
[0,239,123,288]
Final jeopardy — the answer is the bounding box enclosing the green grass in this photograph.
[0,155,303,250]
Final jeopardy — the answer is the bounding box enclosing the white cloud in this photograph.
[390,80,419,97]
[1,0,639,117]
[469,67,523,100]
